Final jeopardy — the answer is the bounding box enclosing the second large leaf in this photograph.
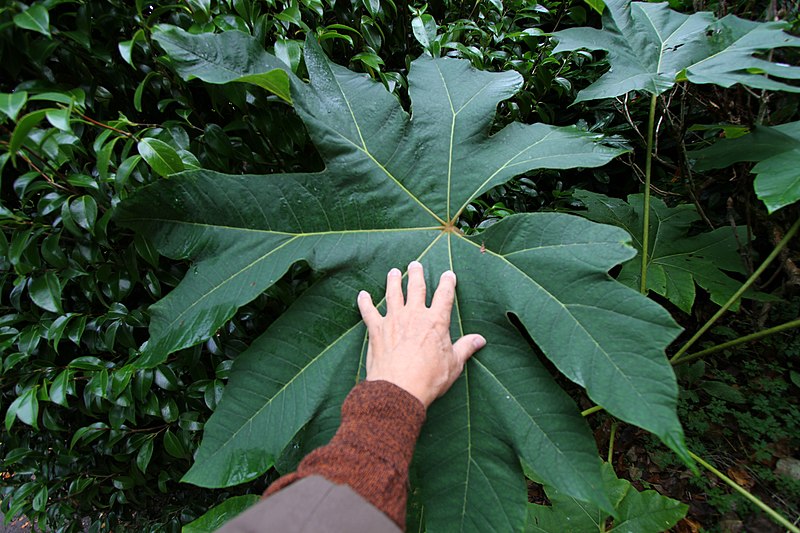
[118,35,686,531]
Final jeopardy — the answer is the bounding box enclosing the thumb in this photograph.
[453,334,486,364]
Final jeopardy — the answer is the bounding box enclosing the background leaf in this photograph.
[690,121,800,213]
[137,138,185,177]
[13,4,51,37]
[0,91,28,121]
[527,463,688,532]
[6,387,40,430]
[552,0,800,101]
[575,191,756,313]
[183,495,259,532]
[29,272,64,313]
[152,25,292,103]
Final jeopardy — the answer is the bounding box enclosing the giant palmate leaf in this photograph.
[552,0,800,102]
[689,121,800,214]
[117,34,688,531]
[574,191,753,314]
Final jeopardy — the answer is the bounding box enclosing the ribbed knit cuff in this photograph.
[337,380,426,470]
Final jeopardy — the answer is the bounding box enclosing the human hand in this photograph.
[357,261,486,408]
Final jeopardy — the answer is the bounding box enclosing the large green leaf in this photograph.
[118,36,687,531]
[152,25,292,103]
[527,463,687,532]
[690,121,800,213]
[552,0,800,102]
[574,191,751,314]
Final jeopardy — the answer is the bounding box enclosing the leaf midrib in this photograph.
[150,228,442,346]
[636,6,698,80]
[326,66,449,225]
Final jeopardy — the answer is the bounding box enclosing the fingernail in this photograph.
[388,268,401,277]
[442,270,456,282]
[473,336,486,349]
[358,290,369,299]
[408,260,422,269]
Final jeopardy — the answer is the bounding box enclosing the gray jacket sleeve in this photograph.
[217,476,402,533]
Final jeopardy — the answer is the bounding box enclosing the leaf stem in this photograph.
[640,93,658,294]
[689,451,800,533]
[672,317,800,366]
[581,405,604,417]
[670,216,800,362]
[607,422,618,464]
[77,112,135,138]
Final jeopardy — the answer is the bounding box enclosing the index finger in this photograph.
[430,270,456,318]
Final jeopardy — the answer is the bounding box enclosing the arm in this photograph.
[263,380,424,527]
[263,262,486,528]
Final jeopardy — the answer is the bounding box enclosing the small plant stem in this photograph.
[689,451,800,533]
[607,422,618,464]
[640,93,658,294]
[77,112,134,138]
[672,317,800,366]
[670,216,800,363]
[581,405,604,417]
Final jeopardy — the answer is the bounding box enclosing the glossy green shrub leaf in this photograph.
[690,121,800,213]
[41,233,68,268]
[69,195,98,232]
[6,387,40,430]
[47,314,71,350]
[13,4,51,37]
[85,369,109,399]
[29,272,63,313]
[118,29,145,66]
[575,191,752,313]
[138,138,185,177]
[119,36,688,530]
[553,0,800,102]
[49,370,72,407]
[152,25,292,103]
[163,429,189,459]
[116,154,142,187]
[68,356,105,371]
[0,91,28,121]
[204,379,225,410]
[527,463,688,532]
[32,486,48,512]
[136,438,155,473]
[412,13,437,51]
[70,422,109,449]
[30,89,85,106]
[584,0,606,14]
[184,494,260,532]
[154,364,180,391]
[45,108,70,132]
[9,109,48,155]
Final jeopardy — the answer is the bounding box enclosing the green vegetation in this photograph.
[1,0,798,531]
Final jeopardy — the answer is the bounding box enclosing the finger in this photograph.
[357,290,382,329]
[452,334,486,365]
[385,268,404,314]
[430,270,456,318]
[405,261,426,308]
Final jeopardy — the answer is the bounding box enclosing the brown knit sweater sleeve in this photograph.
[263,380,426,529]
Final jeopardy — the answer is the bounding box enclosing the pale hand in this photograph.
[357,261,486,408]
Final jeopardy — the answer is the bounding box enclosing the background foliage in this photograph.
[1,0,798,531]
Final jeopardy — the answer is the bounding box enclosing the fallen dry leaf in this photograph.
[727,466,755,489]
